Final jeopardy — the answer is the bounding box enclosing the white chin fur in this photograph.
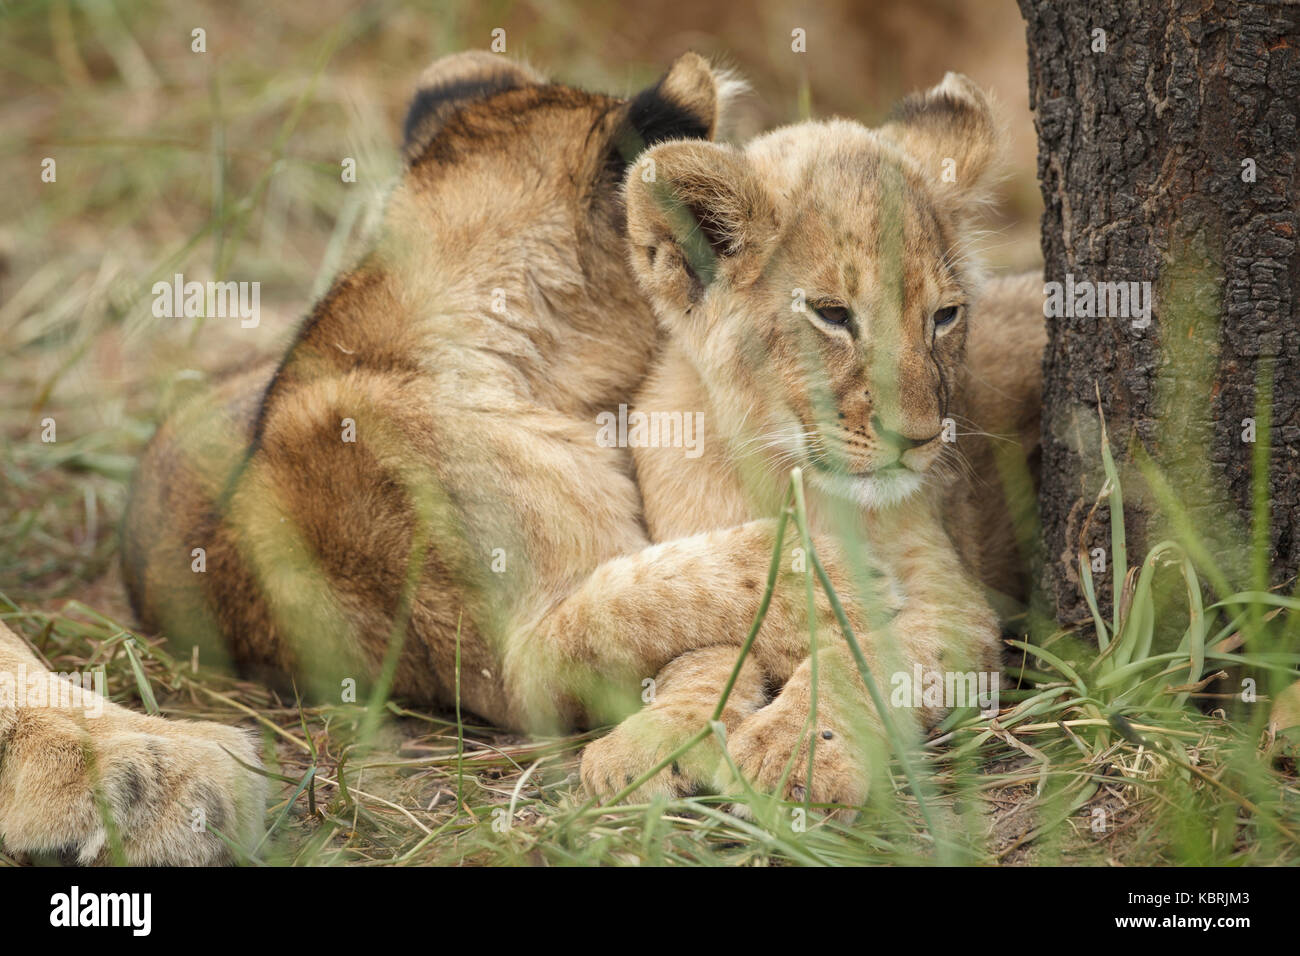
[809,467,924,511]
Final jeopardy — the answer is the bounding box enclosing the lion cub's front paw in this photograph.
[715,693,870,817]
[580,708,720,802]
[0,709,267,866]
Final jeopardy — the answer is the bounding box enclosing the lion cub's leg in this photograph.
[580,646,766,801]
[0,623,266,865]
[507,518,847,733]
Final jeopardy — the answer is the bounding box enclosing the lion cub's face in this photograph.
[627,74,998,509]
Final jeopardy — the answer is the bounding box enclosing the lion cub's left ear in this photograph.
[878,72,1000,211]
[625,140,777,318]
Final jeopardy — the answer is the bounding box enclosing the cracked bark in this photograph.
[1018,0,1300,622]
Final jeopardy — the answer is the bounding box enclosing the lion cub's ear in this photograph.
[625,140,777,316]
[878,72,1000,212]
[402,52,545,164]
[622,52,747,148]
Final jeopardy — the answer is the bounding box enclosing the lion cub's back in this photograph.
[947,270,1046,609]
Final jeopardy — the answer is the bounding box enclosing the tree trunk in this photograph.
[1018,0,1300,622]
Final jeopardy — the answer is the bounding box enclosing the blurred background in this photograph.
[0,0,1040,612]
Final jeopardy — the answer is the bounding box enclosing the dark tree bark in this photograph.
[1019,0,1300,622]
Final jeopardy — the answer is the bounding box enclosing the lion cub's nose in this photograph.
[871,415,937,452]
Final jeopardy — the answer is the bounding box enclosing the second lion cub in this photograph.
[580,74,1045,808]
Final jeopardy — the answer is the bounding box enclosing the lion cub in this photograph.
[580,75,1035,808]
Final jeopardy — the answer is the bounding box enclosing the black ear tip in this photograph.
[624,53,724,153]
[402,74,523,160]
[606,77,715,181]
[402,53,545,163]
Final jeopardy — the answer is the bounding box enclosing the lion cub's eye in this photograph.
[813,304,853,329]
[932,306,961,329]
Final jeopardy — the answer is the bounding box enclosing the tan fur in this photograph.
[581,75,1045,807]
[117,53,753,727]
